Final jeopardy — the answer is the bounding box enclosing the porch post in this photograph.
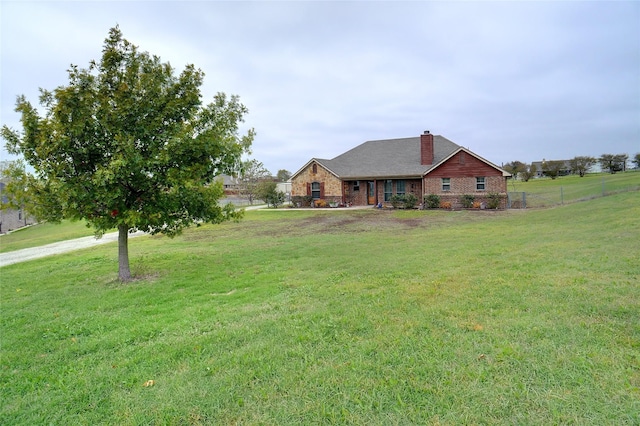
[375,180,378,205]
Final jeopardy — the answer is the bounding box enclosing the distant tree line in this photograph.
[504,153,638,181]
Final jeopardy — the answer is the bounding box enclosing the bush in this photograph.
[265,191,285,208]
[487,193,502,209]
[314,199,327,208]
[389,194,420,209]
[389,194,404,209]
[405,193,418,209]
[472,201,482,209]
[424,194,440,209]
[460,194,475,208]
[440,201,452,209]
[291,195,312,207]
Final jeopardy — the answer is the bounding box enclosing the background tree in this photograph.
[519,163,535,182]
[633,153,640,169]
[0,161,42,223]
[238,159,271,204]
[542,160,566,179]
[570,156,596,177]
[276,169,291,182]
[256,181,285,208]
[503,161,526,180]
[1,27,254,281]
[599,154,628,174]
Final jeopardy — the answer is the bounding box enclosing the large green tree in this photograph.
[1,27,254,281]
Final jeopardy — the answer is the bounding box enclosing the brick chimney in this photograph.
[420,130,434,165]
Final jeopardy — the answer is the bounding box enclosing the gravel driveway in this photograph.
[0,230,146,267]
[0,204,349,267]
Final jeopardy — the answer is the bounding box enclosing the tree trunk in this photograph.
[118,224,132,282]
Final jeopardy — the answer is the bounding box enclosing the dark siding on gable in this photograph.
[428,152,502,178]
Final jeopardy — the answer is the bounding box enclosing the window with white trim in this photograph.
[476,177,486,191]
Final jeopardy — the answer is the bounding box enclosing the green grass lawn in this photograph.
[0,220,100,253]
[1,192,639,425]
[508,170,640,207]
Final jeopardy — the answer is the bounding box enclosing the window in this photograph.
[312,163,317,174]
[442,178,451,191]
[476,177,486,191]
[384,180,393,201]
[353,180,360,191]
[396,180,405,196]
[311,182,321,199]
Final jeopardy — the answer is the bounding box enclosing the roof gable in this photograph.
[425,147,512,177]
[290,158,339,180]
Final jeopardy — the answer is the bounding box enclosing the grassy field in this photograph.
[508,170,640,208]
[0,220,99,253]
[1,192,639,424]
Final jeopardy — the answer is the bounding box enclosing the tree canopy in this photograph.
[599,154,628,174]
[237,159,271,204]
[570,156,596,177]
[276,169,291,182]
[1,26,254,281]
[503,161,526,180]
[542,160,567,180]
[256,181,285,208]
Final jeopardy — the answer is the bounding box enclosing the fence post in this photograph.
[560,186,564,205]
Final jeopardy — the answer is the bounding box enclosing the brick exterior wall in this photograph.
[374,179,422,206]
[344,181,368,206]
[423,152,508,209]
[291,150,509,208]
[291,162,343,203]
[424,176,508,208]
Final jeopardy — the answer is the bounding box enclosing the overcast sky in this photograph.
[2,1,639,175]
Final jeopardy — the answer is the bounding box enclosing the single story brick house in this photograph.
[290,131,511,209]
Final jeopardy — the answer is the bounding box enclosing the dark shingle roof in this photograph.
[315,135,460,179]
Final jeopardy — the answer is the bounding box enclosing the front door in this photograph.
[367,181,376,205]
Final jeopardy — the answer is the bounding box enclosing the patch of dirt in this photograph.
[181,208,511,240]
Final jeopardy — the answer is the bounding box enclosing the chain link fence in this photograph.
[508,175,640,208]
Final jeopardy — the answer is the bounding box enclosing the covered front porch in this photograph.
[341,178,423,207]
